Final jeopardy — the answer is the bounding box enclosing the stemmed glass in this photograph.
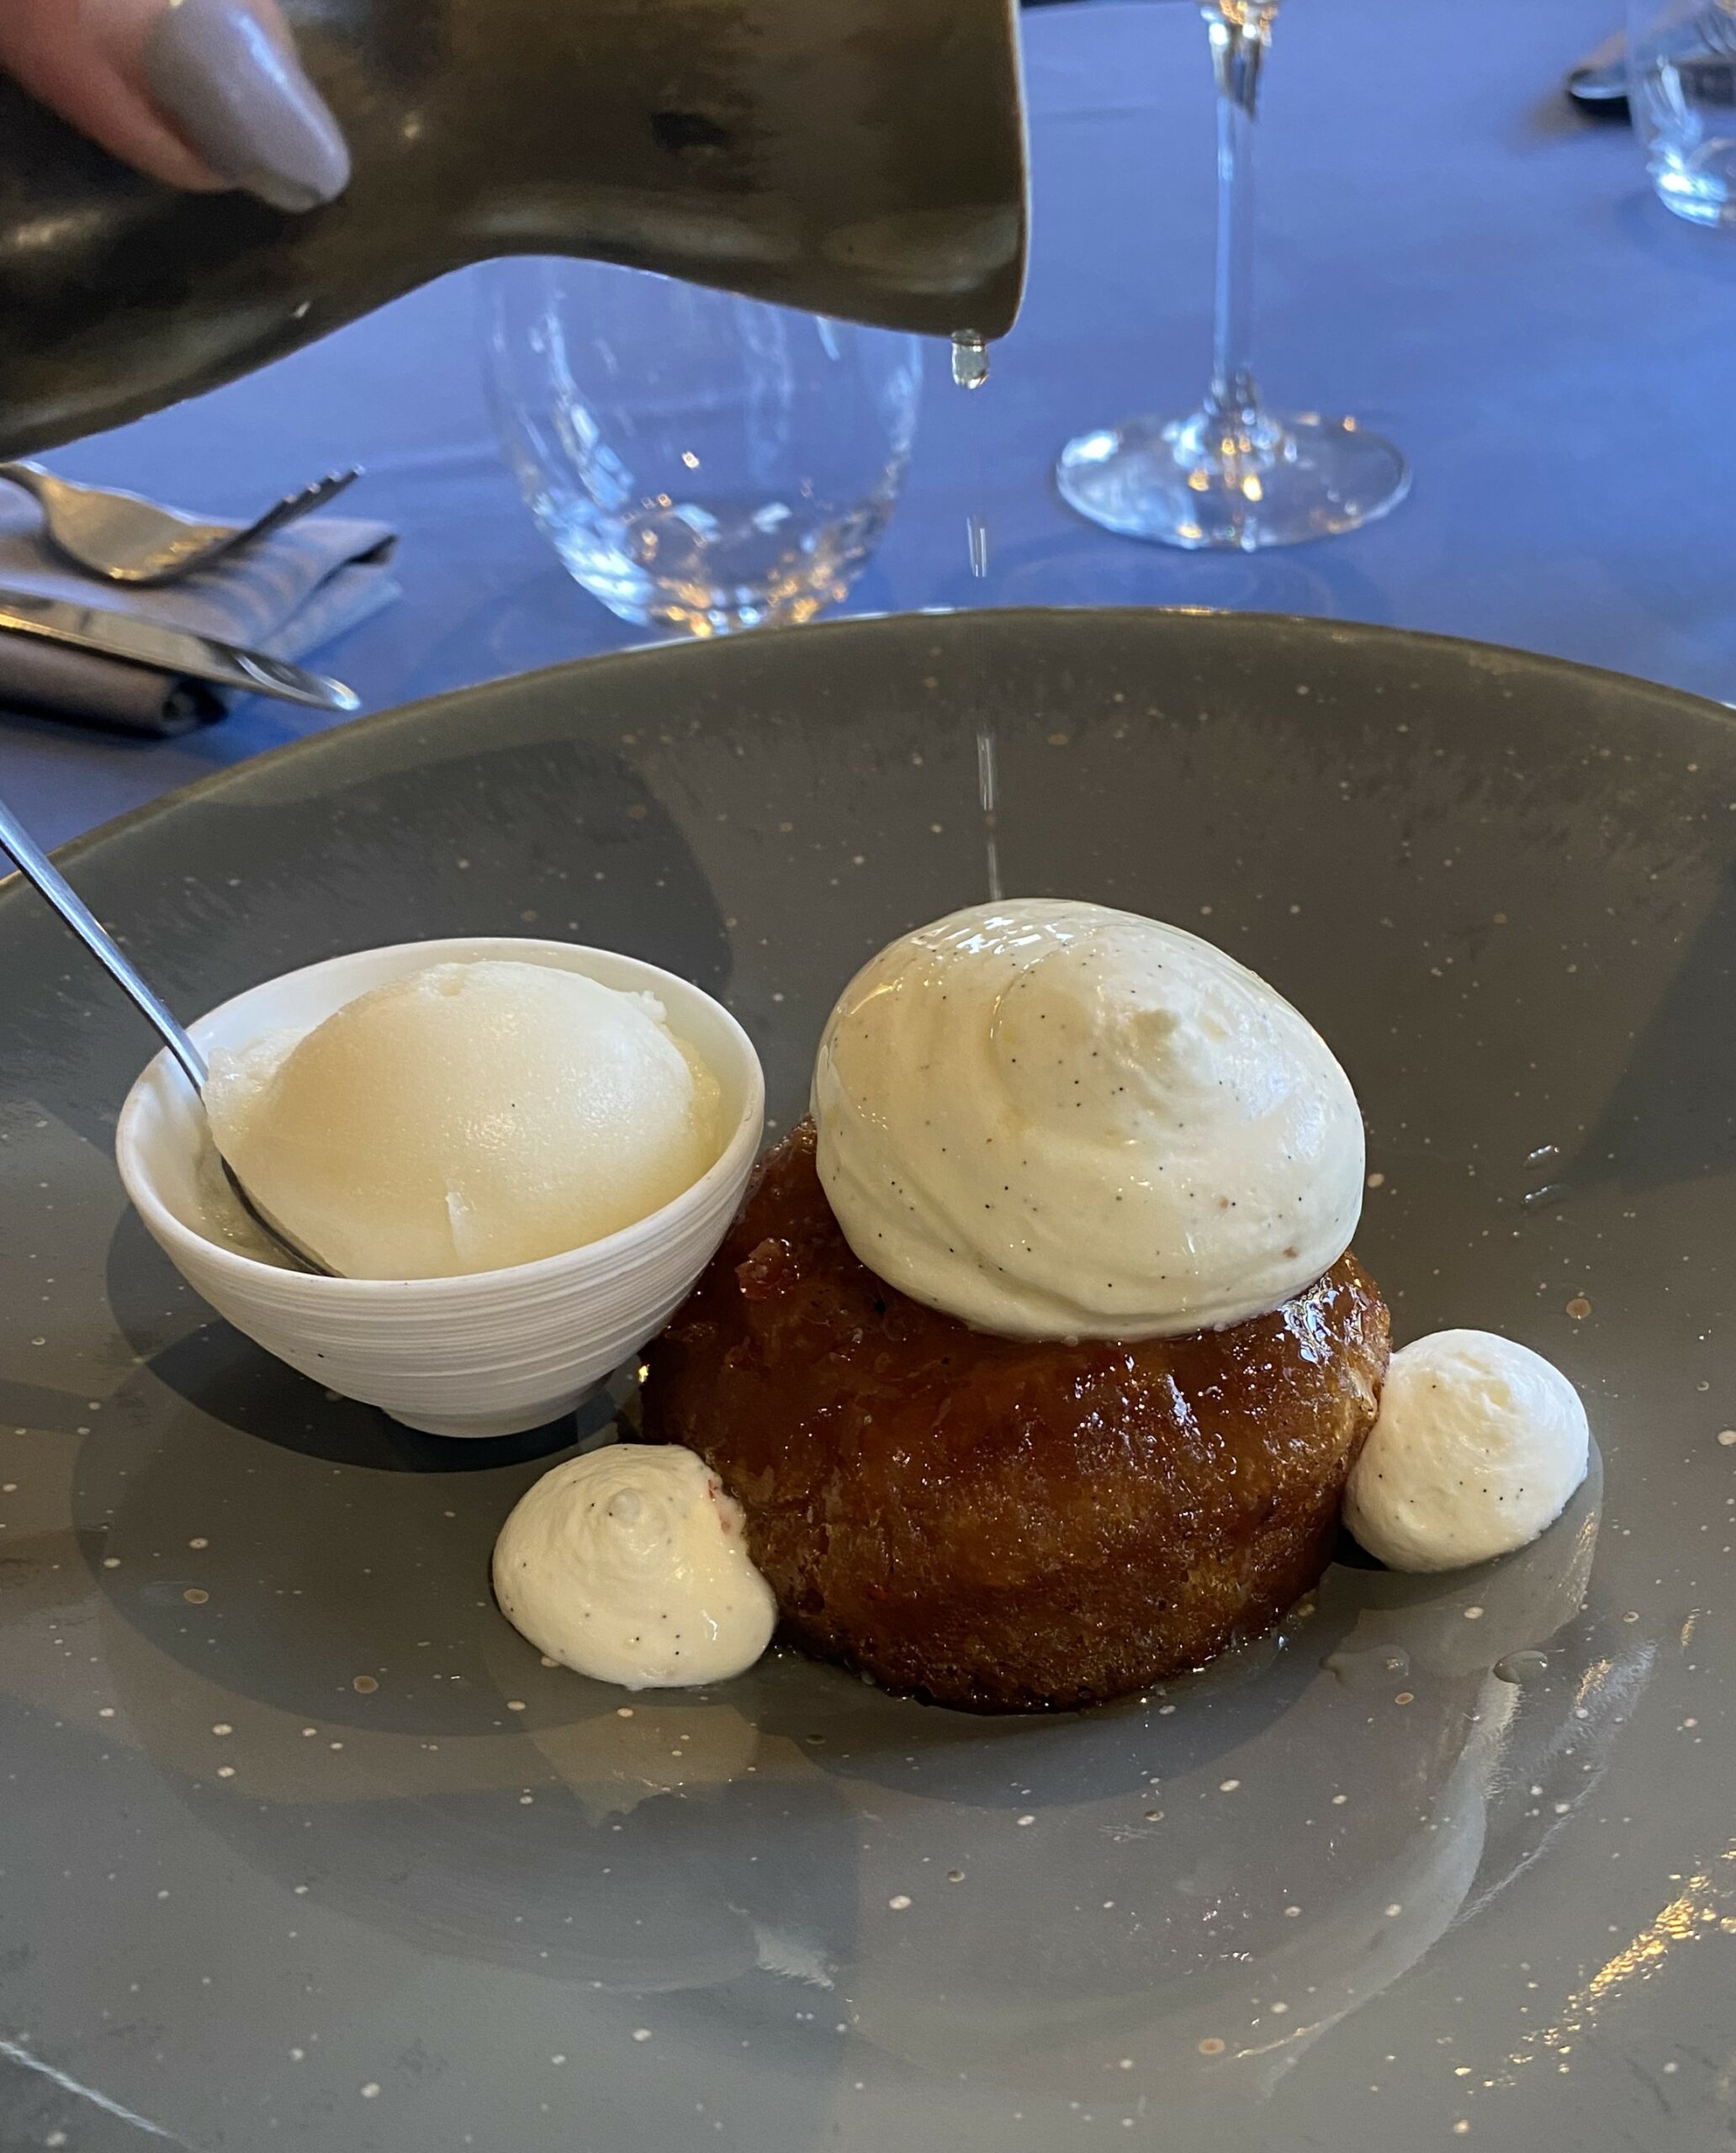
[1056,0,1408,552]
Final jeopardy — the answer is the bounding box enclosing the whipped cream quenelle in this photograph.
[493,1445,776,1688]
[812,900,1364,1339]
[1344,1330,1590,1572]
[206,960,721,1279]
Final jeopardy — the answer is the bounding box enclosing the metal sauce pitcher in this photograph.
[0,0,1028,456]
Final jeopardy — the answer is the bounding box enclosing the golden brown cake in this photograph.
[642,1123,1389,1712]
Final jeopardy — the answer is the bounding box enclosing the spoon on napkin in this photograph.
[0,792,334,1274]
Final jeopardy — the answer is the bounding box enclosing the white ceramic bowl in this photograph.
[115,937,765,1438]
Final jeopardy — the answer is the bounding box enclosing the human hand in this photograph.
[0,0,349,210]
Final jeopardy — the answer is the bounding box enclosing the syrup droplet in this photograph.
[1493,1649,1550,1685]
[951,330,990,390]
[1321,1645,1410,1690]
[976,722,1003,903]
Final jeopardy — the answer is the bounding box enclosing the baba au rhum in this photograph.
[643,901,1389,1711]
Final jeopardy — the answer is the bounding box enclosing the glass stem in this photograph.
[1204,2,1279,436]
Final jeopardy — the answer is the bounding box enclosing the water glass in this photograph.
[480,259,923,636]
[1630,0,1736,227]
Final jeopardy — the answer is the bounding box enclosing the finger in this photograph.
[143,0,351,212]
[1,0,350,210]
[0,0,222,189]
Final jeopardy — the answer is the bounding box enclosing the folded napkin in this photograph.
[0,485,400,736]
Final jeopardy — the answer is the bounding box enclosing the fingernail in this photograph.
[145,0,351,213]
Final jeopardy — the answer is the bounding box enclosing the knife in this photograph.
[0,586,360,711]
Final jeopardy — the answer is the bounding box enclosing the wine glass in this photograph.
[1056,0,1408,552]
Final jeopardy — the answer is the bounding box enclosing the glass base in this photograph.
[1649,144,1736,227]
[534,495,896,637]
[1056,408,1410,552]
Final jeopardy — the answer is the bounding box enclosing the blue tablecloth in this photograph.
[3,0,1717,851]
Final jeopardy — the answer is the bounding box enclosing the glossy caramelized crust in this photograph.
[642,1124,1389,1713]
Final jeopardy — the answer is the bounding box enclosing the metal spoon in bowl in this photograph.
[0,794,334,1275]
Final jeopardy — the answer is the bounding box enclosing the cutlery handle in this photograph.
[0,587,360,711]
[0,794,208,1092]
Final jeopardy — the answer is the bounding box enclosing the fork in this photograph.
[0,464,360,586]
[1572,3,1736,106]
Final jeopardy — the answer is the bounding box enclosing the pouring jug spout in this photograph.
[0,0,1028,455]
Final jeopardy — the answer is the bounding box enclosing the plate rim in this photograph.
[8,606,1734,899]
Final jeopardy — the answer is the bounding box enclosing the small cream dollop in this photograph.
[205,960,721,1279]
[491,1445,775,1689]
[811,900,1364,1338]
[1344,1330,1590,1572]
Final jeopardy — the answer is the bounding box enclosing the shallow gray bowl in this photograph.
[0,610,1728,2151]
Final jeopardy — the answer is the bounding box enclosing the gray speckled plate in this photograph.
[1,609,1731,2153]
